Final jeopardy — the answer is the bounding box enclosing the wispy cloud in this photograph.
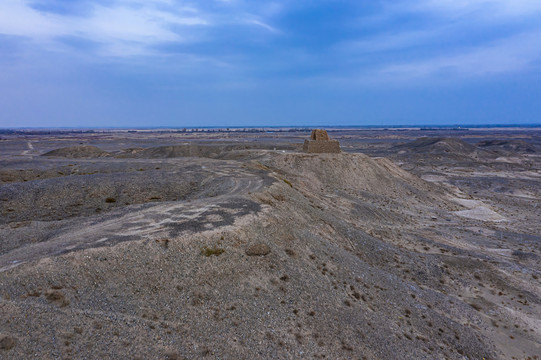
[336,27,449,55]
[0,0,208,56]
[335,0,541,81]
[244,18,280,33]
[378,30,541,79]
[417,0,541,17]
[0,0,286,58]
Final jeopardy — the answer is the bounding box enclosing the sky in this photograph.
[1,0,541,128]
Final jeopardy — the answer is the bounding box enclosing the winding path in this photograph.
[0,163,272,272]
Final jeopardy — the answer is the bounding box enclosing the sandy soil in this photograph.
[0,128,540,359]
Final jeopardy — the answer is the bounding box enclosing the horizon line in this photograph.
[2,123,541,131]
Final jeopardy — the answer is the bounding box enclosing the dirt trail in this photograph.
[20,141,33,156]
[0,166,268,272]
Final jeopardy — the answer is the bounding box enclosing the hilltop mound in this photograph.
[476,139,538,154]
[122,144,226,158]
[394,137,475,154]
[116,144,298,159]
[263,152,451,207]
[393,137,496,160]
[42,145,110,158]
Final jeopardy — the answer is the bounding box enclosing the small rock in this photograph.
[165,351,184,360]
[0,335,17,351]
[245,243,271,256]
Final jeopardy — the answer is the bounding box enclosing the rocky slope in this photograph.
[1,152,539,359]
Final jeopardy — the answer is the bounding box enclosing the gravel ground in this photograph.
[0,131,539,359]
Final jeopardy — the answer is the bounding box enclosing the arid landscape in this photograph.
[1,127,540,359]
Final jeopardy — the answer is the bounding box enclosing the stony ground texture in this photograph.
[0,129,540,359]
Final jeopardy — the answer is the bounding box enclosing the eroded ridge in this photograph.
[0,129,539,360]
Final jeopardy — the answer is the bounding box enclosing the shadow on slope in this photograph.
[393,137,497,160]
[118,144,299,159]
[41,145,111,158]
[476,139,539,155]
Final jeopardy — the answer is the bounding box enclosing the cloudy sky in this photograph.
[1,0,540,127]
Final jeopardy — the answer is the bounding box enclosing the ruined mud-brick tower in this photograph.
[303,129,341,153]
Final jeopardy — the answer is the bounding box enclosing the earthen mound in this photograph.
[117,144,298,159]
[264,152,451,208]
[42,145,110,158]
[135,145,224,158]
[393,137,496,159]
[476,139,538,154]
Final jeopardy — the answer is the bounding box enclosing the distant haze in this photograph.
[1,0,541,128]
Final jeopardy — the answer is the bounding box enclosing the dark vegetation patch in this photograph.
[201,246,225,257]
[45,289,69,307]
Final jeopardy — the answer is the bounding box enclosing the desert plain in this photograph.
[0,127,540,359]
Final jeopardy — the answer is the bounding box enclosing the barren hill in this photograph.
[393,137,497,160]
[1,147,539,359]
[117,144,299,160]
[477,139,539,154]
[42,145,111,158]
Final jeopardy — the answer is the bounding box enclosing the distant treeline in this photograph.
[0,129,99,135]
[2,124,540,135]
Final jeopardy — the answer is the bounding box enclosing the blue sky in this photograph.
[1,0,541,127]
